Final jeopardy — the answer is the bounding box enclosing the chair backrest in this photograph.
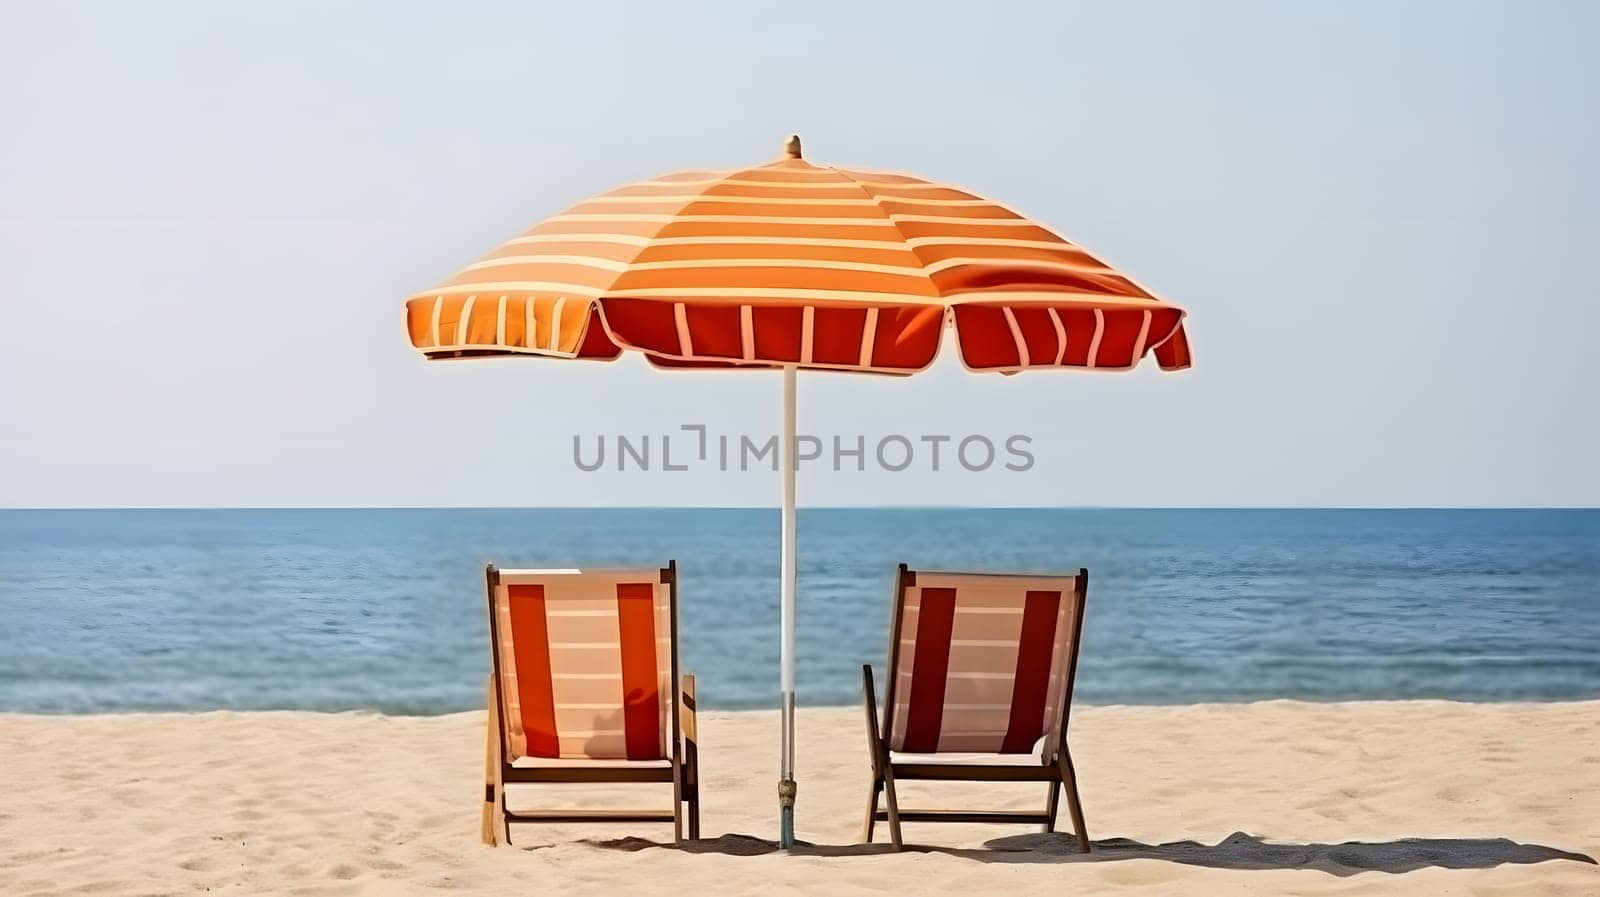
[486,565,677,762]
[884,567,1087,757]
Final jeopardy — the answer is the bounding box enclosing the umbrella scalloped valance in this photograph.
[404,137,1190,375]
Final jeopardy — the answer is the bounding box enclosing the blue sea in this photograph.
[1,509,1596,714]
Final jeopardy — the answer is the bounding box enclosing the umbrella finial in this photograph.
[783,133,802,159]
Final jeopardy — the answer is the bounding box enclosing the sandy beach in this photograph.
[2,701,1596,896]
[0,703,1587,889]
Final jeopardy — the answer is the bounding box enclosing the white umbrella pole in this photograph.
[778,364,798,849]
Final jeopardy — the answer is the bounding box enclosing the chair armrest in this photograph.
[680,673,698,749]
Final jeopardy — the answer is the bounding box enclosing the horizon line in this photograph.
[3,504,1597,512]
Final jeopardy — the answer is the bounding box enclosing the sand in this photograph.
[2,702,1596,896]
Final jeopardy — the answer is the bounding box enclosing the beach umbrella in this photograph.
[402,136,1191,847]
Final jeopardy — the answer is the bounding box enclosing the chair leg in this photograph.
[881,763,904,850]
[1044,778,1061,833]
[1056,746,1090,853]
[861,664,903,850]
[671,762,684,846]
[687,743,702,840]
[861,776,881,842]
[688,788,701,841]
[482,675,502,846]
[482,783,500,846]
[680,672,700,842]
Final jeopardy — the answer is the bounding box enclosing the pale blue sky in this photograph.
[1,1,1595,507]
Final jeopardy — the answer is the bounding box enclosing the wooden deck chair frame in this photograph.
[860,564,1090,852]
[480,562,700,846]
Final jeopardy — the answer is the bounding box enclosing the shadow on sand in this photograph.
[587,831,1596,876]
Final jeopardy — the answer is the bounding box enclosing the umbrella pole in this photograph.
[778,363,798,849]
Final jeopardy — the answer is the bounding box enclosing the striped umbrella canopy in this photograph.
[405,135,1190,372]
[403,136,1191,847]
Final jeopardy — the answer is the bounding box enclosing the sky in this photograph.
[1,1,1596,508]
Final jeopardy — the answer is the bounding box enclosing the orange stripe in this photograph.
[911,243,1103,267]
[703,181,886,199]
[616,583,662,760]
[902,588,957,753]
[485,240,640,261]
[876,199,1018,219]
[574,198,890,218]
[654,220,900,242]
[632,242,924,266]
[835,168,933,185]
[1001,590,1063,753]
[446,263,619,289]
[506,584,559,758]
[611,265,934,295]
[890,219,1060,242]
[856,186,982,201]
[653,169,731,183]
[528,217,666,238]
[727,166,855,184]
[603,181,728,197]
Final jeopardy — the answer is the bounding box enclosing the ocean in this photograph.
[1,508,1596,713]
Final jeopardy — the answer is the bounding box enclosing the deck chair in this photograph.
[861,565,1090,851]
[481,562,700,846]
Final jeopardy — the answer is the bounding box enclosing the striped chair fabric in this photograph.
[491,568,673,761]
[889,571,1084,756]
